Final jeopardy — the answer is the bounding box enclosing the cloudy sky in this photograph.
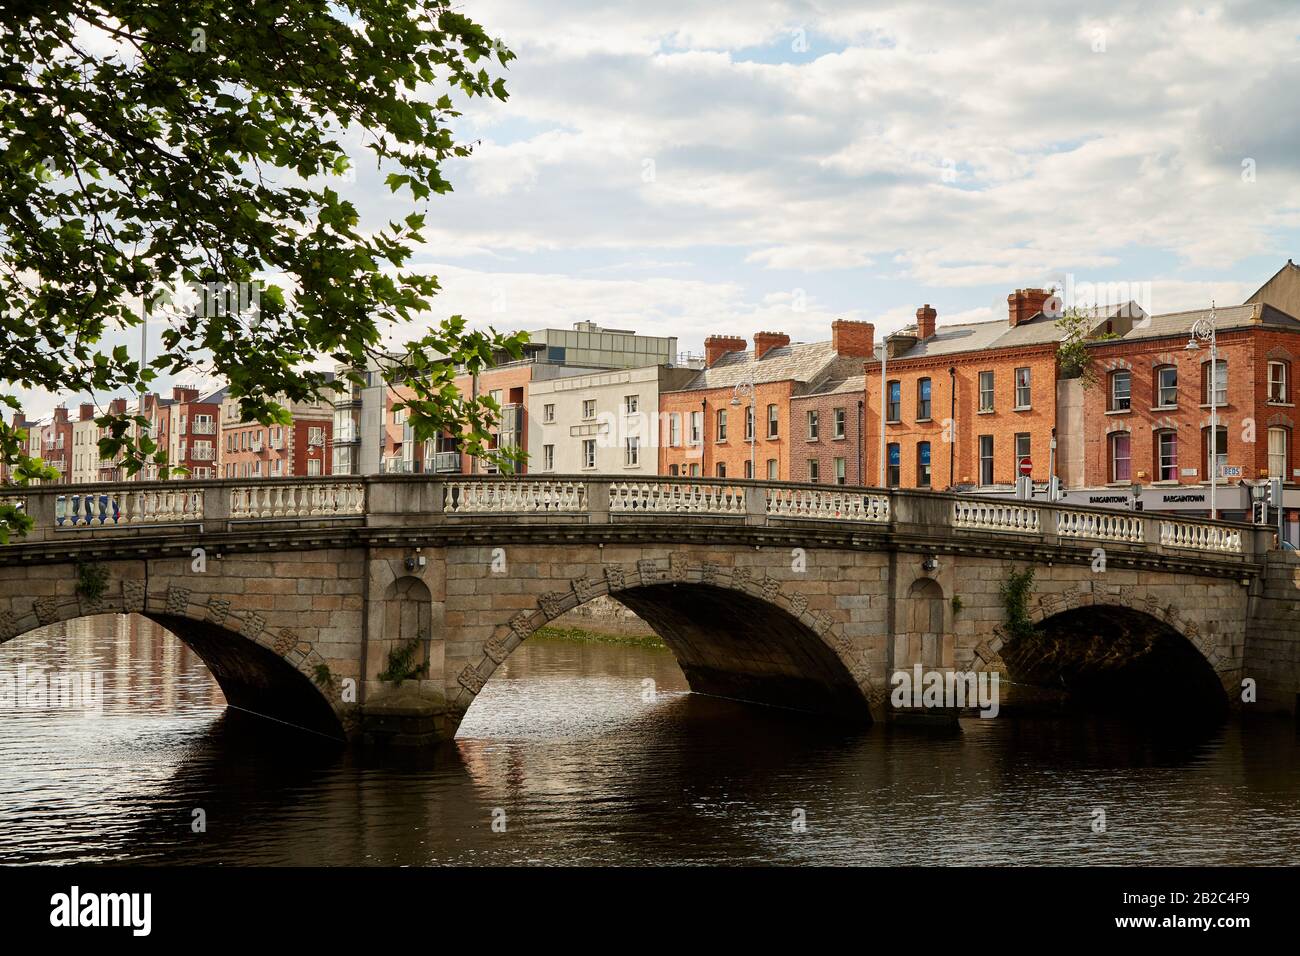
[19,0,1300,417]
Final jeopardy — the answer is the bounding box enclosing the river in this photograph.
[1,614,1298,865]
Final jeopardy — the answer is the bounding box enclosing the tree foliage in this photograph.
[0,0,526,538]
[1055,306,1116,384]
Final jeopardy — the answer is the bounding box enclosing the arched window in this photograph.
[1109,431,1131,482]
[1201,359,1227,406]
[1154,429,1178,481]
[1202,425,1228,480]
[1268,426,1289,478]
[1109,369,1131,411]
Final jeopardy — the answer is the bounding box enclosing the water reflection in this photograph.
[0,615,1297,865]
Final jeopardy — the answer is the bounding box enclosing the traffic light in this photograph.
[1254,500,1268,524]
[1269,477,1283,507]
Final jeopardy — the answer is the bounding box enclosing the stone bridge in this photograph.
[1,476,1296,745]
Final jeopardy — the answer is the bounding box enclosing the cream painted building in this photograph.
[528,364,698,476]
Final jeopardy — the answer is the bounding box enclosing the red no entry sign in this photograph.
[1018,457,1032,476]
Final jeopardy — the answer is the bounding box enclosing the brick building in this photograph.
[789,373,867,485]
[1083,301,1300,521]
[221,394,333,479]
[659,321,875,481]
[862,292,1139,491]
[37,407,73,483]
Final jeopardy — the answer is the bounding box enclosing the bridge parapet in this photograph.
[0,475,1265,569]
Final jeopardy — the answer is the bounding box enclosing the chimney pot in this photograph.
[1008,288,1052,327]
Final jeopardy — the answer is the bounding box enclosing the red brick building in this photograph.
[789,373,867,485]
[659,322,876,481]
[1083,301,1300,520]
[38,406,73,483]
[862,292,1139,491]
[222,394,333,479]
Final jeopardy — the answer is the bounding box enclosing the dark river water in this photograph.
[2,614,1298,866]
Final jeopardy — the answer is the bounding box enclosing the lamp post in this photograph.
[876,340,887,487]
[731,370,756,480]
[1186,303,1218,520]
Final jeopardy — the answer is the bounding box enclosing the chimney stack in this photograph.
[108,398,127,416]
[79,403,94,421]
[831,320,875,357]
[916,304,937,340]
[172,386,199,403]
[1008,288,1051,327]
[704,335,747,368]
[53,406,68,424]
[752,331,790,360]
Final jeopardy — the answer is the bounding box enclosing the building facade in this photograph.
[659,322,876,481]
[221,394,333,479]
[529,364,697,475]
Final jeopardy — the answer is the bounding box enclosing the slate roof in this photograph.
[668,340,847,394]
[1107,302,1300,343]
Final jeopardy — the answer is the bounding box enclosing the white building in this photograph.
[529,365,697,475]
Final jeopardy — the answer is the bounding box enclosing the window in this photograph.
[1269,361,1290,403]
[979,435,994,486]
[690,411,702,444]
[392,407,407,425]
[886,443,900,487]
[1110,370,1131,411]
[744,459,753,479]
[1015,433,1031,467]
[582,399,596,420]
[767,404,779,439]
[1014,367,1031,408]
[834,458,846,485]
[745,405,754,441]
[767,458,778,480]
[489,389,502,406]
[917,442,931,488]
[808,459,820,482]
[1202,360,1227,406]
[1155,365,1178,407]
[307,459,321,476]
[543,404,555,423]
[716,408,727,441]
[716,463,726,478]
[1156,430,1178,481]
[886,381,901,422]
[625,437,639,467]
[689,463,700,477]
[308,426,324,446]
[1201,429,1222,481]
[625,394,639,414]
[272,458,283,477]
[807,410,819,440]
[917,378,932,420]
[669,464,679,476]
[582,439,596,469]
[833,407,846,439]
[979,371,995,412]
[1110,432,1131,482]
[669,413,681,446]
[543,444,555,471]
[1269,427,1288,477]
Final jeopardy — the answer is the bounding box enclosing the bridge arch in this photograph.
[975,585,1233,718]
[0,580,349,740]
[452,553,881,725]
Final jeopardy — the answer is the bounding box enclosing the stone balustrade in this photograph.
[0,475,1261,563]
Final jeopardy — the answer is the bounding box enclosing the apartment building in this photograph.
[69,404,101,484]
[345,323,680,476]
[863,293,1141,491]
[221,393,333,479]
[37,407,73,483]
[529,364,697,475]
[659,321,876,481]
[1082,300,1300,522]
[789,373,867,485]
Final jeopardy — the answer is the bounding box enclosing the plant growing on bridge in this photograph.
[312,664,334,689]
[74,561,110,604]
[378,636,429,684]
[0,1,529,541]
[999,567,1037,645]
[951,595,963,616]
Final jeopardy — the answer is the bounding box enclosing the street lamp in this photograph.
[876,339,887,487]
[1186,302,1218,520]
[731,369,756,480]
